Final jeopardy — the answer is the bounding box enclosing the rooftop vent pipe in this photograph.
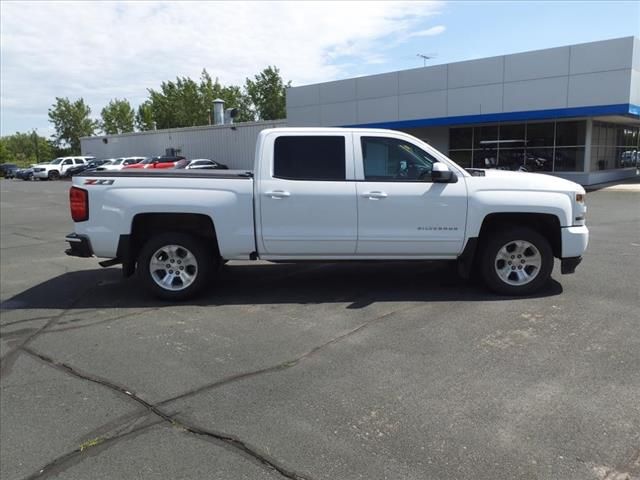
[212,99,224,125]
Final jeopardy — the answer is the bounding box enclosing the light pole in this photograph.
[32,129,39,163]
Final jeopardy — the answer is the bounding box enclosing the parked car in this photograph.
[66,159,112,177]
[33,156,95,180]
[177,159,229,170]
[123,155,186,170]
[98,157,147,171]
[1,163,19,178]
[65,127,588,301]
[15,167,35,181]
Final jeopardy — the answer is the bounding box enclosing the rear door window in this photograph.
[274,136,345,181]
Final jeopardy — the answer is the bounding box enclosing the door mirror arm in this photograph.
[430,163,457,183]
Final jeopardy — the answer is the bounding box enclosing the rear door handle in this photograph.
[265,190,291,199]
[362,191,388,200]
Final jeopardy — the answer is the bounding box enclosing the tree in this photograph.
[197,70,253,123]
[147,76,203,129]
[135,101,155,131]
[48,97,98,154]
[244,66,290,120]
[144,69,254,129]
[0,132,55,166]
[101,98,135,134]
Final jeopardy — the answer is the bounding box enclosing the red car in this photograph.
[123,156,186,169]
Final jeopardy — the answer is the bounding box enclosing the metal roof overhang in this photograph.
[345,103,640,129]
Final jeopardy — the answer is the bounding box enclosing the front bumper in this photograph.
[33,170,48,179]
[561,225,589,258]
[65,233,93,257]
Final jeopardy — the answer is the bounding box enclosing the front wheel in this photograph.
[480,227,553,296]
[137,232,216,300]
[48,170,60,180]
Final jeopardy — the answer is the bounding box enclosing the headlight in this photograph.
[574,192,586,223]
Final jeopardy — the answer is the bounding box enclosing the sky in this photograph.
[1,0,638,137]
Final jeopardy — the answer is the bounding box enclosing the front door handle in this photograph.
[362,191,388,200]
[265,190,291,199]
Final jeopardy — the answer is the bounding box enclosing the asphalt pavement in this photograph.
[1,178,639,480]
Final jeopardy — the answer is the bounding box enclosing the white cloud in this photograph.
[409,25,446,37]
[0,0,444,135]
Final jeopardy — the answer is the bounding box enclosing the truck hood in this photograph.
[467,169,585,194]
[32,163,53,168]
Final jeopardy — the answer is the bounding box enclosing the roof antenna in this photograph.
[417,53,437,67]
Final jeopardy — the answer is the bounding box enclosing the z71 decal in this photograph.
[84,179,115,185]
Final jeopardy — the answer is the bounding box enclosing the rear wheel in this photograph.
[48,170,60,180]
[137,232,216,300]
[480,227,553,295]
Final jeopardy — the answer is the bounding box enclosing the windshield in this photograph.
[50,158,64,165]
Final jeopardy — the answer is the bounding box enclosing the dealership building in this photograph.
[82,36,639,186]
[286,36,639,185]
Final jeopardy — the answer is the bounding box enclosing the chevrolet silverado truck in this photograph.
[65,128,588,300]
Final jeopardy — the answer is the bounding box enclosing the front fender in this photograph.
[466,190,572,238]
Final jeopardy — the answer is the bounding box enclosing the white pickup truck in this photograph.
[65,128,588,300]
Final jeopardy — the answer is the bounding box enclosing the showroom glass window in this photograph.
[449,127,473,168]
[591,122,639,171]
[448,120,586,172]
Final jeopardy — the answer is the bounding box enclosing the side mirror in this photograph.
[431,163,456,183]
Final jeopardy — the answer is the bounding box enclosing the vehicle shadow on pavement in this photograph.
[1,261,563,311]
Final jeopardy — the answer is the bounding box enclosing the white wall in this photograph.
[287,37,638,127]
[81,120,287,170]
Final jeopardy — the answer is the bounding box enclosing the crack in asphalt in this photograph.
[0,276,100,378]
[0,308,160,337]
[0,308,76,378]
[160,301,423,407]
[0,315,56,328]
[41,307,161,335]
[16,301,424,480]
[20,346,314,480]
[22,419,163,480]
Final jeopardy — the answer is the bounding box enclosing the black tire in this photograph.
[48,170,60,180]
[480,227,553,296]
[136,232,217,300]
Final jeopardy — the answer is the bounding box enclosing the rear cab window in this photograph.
[273,136,346,181]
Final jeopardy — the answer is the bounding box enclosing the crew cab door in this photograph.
[354,133,467,256]
[256,133,357,256]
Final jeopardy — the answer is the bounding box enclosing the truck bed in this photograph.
[72,169,256,259]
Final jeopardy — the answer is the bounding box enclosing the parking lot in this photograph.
[0,178,638,480]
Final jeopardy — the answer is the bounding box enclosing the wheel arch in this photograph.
[478,212,562,259]
[121,213,220,277]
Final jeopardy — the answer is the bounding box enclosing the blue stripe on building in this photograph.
[345,104,640,129]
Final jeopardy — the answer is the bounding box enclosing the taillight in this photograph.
[70,187,89,222]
